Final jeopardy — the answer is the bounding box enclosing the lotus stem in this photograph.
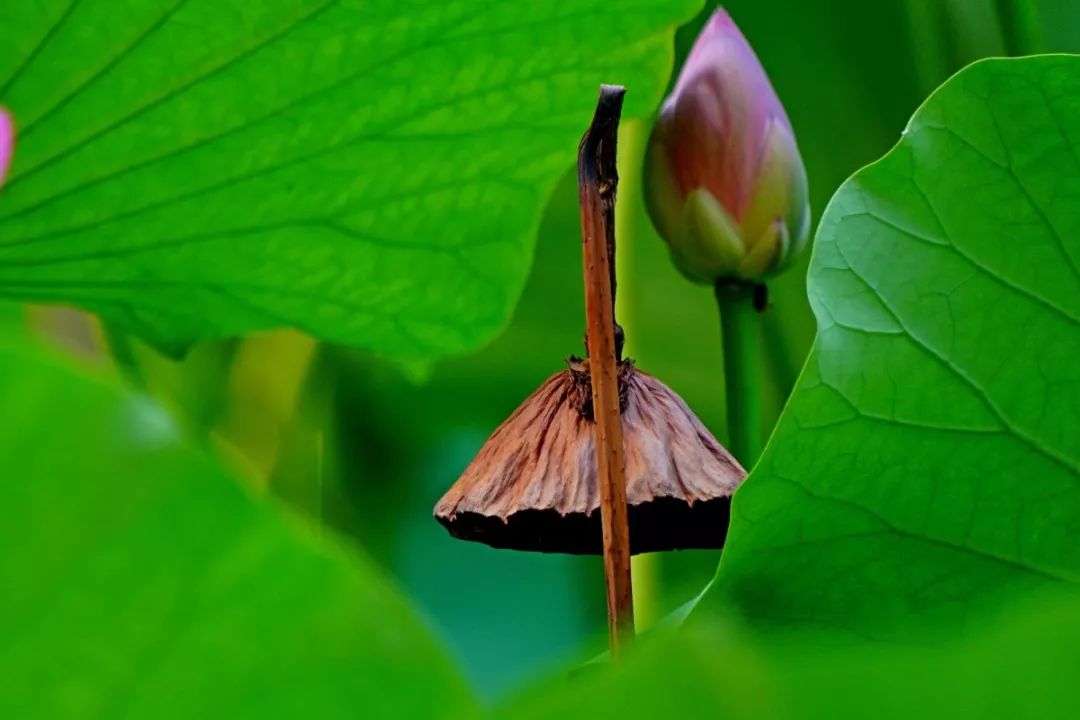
[716,281,764,468]
[995,0,1045,55]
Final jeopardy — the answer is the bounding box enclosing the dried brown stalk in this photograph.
[577,84,633,655]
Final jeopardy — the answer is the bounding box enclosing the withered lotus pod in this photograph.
[434,357,746,554]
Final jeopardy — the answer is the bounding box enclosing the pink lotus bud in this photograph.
[644,8,810,283]
[0,107,12,189]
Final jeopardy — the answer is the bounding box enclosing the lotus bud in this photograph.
[0,107,13,189]
[644,8,810,283]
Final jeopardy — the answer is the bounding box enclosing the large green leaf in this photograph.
[0,338,476,718]
[0,0,697,355]
[701,55,1080,639]
[499,592,1080,719]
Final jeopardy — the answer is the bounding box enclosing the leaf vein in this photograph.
[831,238,1080,476]
[0,0,85,98]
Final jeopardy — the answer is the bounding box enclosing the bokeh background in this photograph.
[18,0,1080,698]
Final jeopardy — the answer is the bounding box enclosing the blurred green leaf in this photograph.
[703,56,1080,639]
[0,339,476,718]
[499,592,1080,719]
[0,0,698,356]
[1040,0,1080,50]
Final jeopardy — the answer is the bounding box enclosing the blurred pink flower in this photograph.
[644,8,809,283]
[0,107,13,189]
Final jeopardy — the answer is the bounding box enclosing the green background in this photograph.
[1,0,1079,712]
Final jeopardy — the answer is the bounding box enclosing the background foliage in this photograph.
[1,0,1078,715]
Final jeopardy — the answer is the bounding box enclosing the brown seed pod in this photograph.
[434,358,745,554]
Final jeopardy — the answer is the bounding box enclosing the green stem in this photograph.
[615,118,660,631]
[903,0,953,95]
[994,0,1045,55]
[716,282,763,468]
